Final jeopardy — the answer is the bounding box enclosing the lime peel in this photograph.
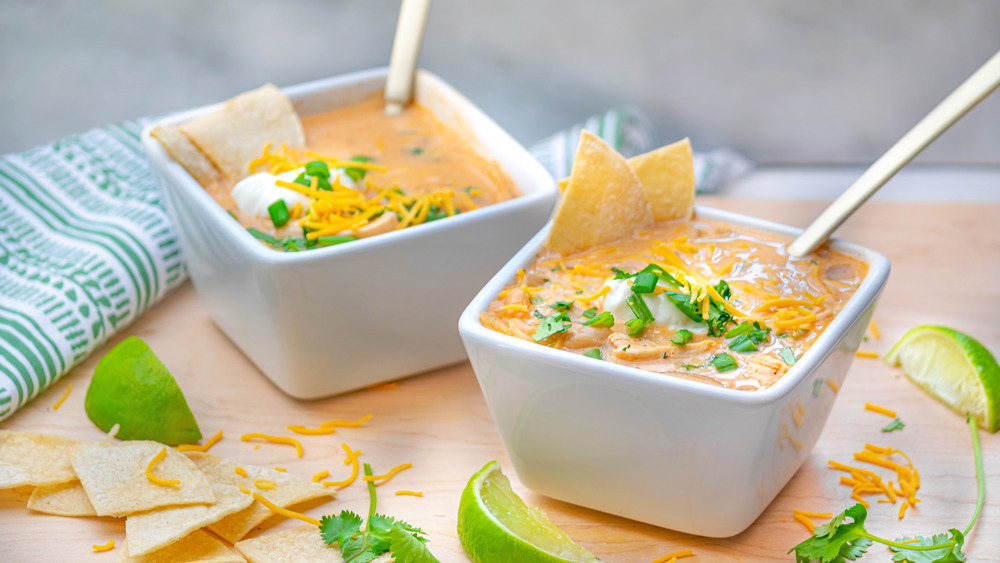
[458,460,603,563]
[884,325,1000,432]
[84,336,202,445]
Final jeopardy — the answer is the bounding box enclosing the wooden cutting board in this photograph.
[2,199,998,562]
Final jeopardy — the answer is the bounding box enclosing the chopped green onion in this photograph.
[812,379,823,397]
[343,155,373,182]
[268,200,290,228]
[582,311,614,327]
[626,318,646,337]
[316,235,358,247]
[583,349,602,360]
[626,294,655,323]
[412,147,424,155]
[780,347,797,366]
[682,364,701,370]
[247,227,279,245]
[612,267,632,280]
[710,353,738,373]
[671,329,693,346]
[631,272,658,294]
[304,160,330,178]
[582,307,598,319]
[724,321,755,338]
[293,173,311,187]
[533,311,545,319]
[728,334,759,353]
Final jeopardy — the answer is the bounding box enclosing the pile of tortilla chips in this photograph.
[151,84,305,185]
[0,429,345,562]
[546,131,696,255]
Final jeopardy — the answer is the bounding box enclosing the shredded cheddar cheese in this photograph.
[855,351,879,359]
[234,466,248,478]
[868,320,881,340]
[312,470,330,483]
[145,447,180,487]
[324,443,362,488]
[239,482,252,494]
[394,490,424,497]
[251,492,322,527]
[828,443,920,519]
[274,467,287,472]
[825,379,840,393]
[92,540,115,553]
[286,414,372,436]
[52,383,71,410]
[648,550,695,563]
[864,403,896,418]
[177,430,223,453]
[362,462,413,485]
[240,433,304,457]
[253,479,277,490]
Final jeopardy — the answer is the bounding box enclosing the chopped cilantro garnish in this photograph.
[533,310,545,319]
[551,300,574,312]
[247,227,314,252]
[582,307,598,319]
[268,200,290,228]
[626,318,646,337]
[780,347,797,366]
[533,311,571,342]
[612,267,632,279]
[625,294,655,323]
[881,418,905,433]
[412,147,424,155]
[813,379,824,397]
[582,311,614,327]
[583,349,602,360]
[710,353,738,373]
[671,329,693,346]
[726,321,770,353]
[622,344,631,352]
[682,363,701,370]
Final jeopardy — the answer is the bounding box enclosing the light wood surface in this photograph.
[2,199,998,562]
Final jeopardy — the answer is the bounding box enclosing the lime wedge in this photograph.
[884,326,1000,433]
[457,461,603,563]
[84,337,202,445]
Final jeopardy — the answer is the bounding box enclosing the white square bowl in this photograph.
[458,206,890,537]
[141,68,559,399]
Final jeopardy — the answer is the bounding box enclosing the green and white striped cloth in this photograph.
[0,107,751,422]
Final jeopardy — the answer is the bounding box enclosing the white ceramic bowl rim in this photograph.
[140,67,553,266]
[459,204,891,408]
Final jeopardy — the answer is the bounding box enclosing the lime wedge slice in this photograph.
[884,325,1000,432]
[457,461,603,563]
[84,337,202,445]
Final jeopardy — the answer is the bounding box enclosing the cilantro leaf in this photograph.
[582,311,614,327]
[791,504,873,563]
[532,311,571,341]
[551,300,574,312]
[890,530,966,563]
[320,510,363,548]
[881,418,906,433]
[582,307,597,319]
[583,349,602,360]
[388,524,441,563]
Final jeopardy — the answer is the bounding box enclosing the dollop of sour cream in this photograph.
[601,278,708,334]
[231,169,311,218]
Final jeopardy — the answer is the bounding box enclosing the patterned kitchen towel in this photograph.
[0,107,753,422]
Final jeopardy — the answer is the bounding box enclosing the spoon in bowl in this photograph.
[384,0,433,116]
[787,48,1000,257]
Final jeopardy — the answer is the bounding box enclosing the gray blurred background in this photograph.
[2,0,999,166]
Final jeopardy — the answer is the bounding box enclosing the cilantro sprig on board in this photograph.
[790,417,984,563]
[320,463,441,563]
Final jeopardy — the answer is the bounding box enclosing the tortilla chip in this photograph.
[235,525,392,563]
[116,529,245,563]
[180,84,304,181]
[545,130,654,255]
[151,125,222,185]
[27,479,96,517]
[202,456,335,544]
[126,453,255,556]
[0,430,78,488]
[68,441,215,517]
[627,138,695,221]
